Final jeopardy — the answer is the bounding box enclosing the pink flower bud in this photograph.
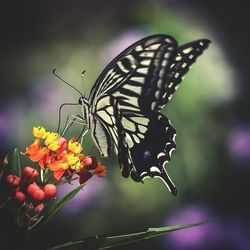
[34,203,44,213]
[81,156,98,171]
[43,184,57,199]
[27,182,39,193]
[22,166,38,183]
[6,175,20,187]
[27,202,35,211]
[14,191,26,205]
[27,183,45,203]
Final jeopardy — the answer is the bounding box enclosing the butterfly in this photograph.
[76,34,210,195]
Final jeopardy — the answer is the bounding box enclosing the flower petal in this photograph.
[54,169,65,181]
[95,162,107,177]
[29,147,49,162]
[68,138,83,154]
[33,126,47,139]
[44,132,59,146]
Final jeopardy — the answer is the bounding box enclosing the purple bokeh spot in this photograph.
[0,112,11,137]
[162,205,250,250]
[163,205,217,249]
[227,126,250,164]
[57,177,107,216]
[100,29,145,64]
[29,81,71,118]
[0,106,15,143]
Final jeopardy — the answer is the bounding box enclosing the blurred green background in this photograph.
[1,1,250,249]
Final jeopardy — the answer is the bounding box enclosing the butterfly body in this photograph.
[78,34,210,195]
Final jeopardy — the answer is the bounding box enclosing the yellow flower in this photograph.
[68,139,83,154]
[72,161,81,171]
[44,132,59,146]
[66,153,81,170]
[66,153,79,165]
[48,137,68,152]
[47,140,61,151]
[33,126,47,139]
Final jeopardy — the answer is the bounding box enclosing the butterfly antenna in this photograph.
[81,70,86,97]
[53,68,84,97]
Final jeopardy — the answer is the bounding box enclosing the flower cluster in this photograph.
[5,166,56,214]
[0,125,107,234]
[23,126,106,184]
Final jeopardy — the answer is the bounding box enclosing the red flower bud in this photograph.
[27,183,45,203]
[81,156,98,171]
[22,166,38,183]
[78,169,92,184]
[14,191,26,205]
[6,175,21,187]
[34,203,44,213]
[95,162,107,177]
[43,184,57,199]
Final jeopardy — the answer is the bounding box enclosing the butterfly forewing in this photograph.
[158,39,211,108]
[89,35,177,112]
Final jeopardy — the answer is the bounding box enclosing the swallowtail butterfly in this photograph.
[77,34,210,195]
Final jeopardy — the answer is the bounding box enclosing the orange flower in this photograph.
[39,153,52,169]
[23,141,50,168]
[23,140,41,156]
[29,147,50,162]
[46,150,78,181]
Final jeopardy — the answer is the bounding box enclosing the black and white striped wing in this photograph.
[93,94,178,195]
[89,35,210,113]
[156,39,211,110]
[89,35,210,194]
[89,35,178,113]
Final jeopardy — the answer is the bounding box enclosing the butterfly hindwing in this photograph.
[94,95,177,194]
[127,113,177,195]
[93,95,134,176]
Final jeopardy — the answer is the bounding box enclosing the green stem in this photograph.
[0,197,11,209]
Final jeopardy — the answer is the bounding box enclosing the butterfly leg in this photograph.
[80,129,88,145]
[61,114,86,136]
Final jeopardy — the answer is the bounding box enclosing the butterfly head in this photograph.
[78,97,90,126]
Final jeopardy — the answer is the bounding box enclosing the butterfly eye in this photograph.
[78,97,84,105]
